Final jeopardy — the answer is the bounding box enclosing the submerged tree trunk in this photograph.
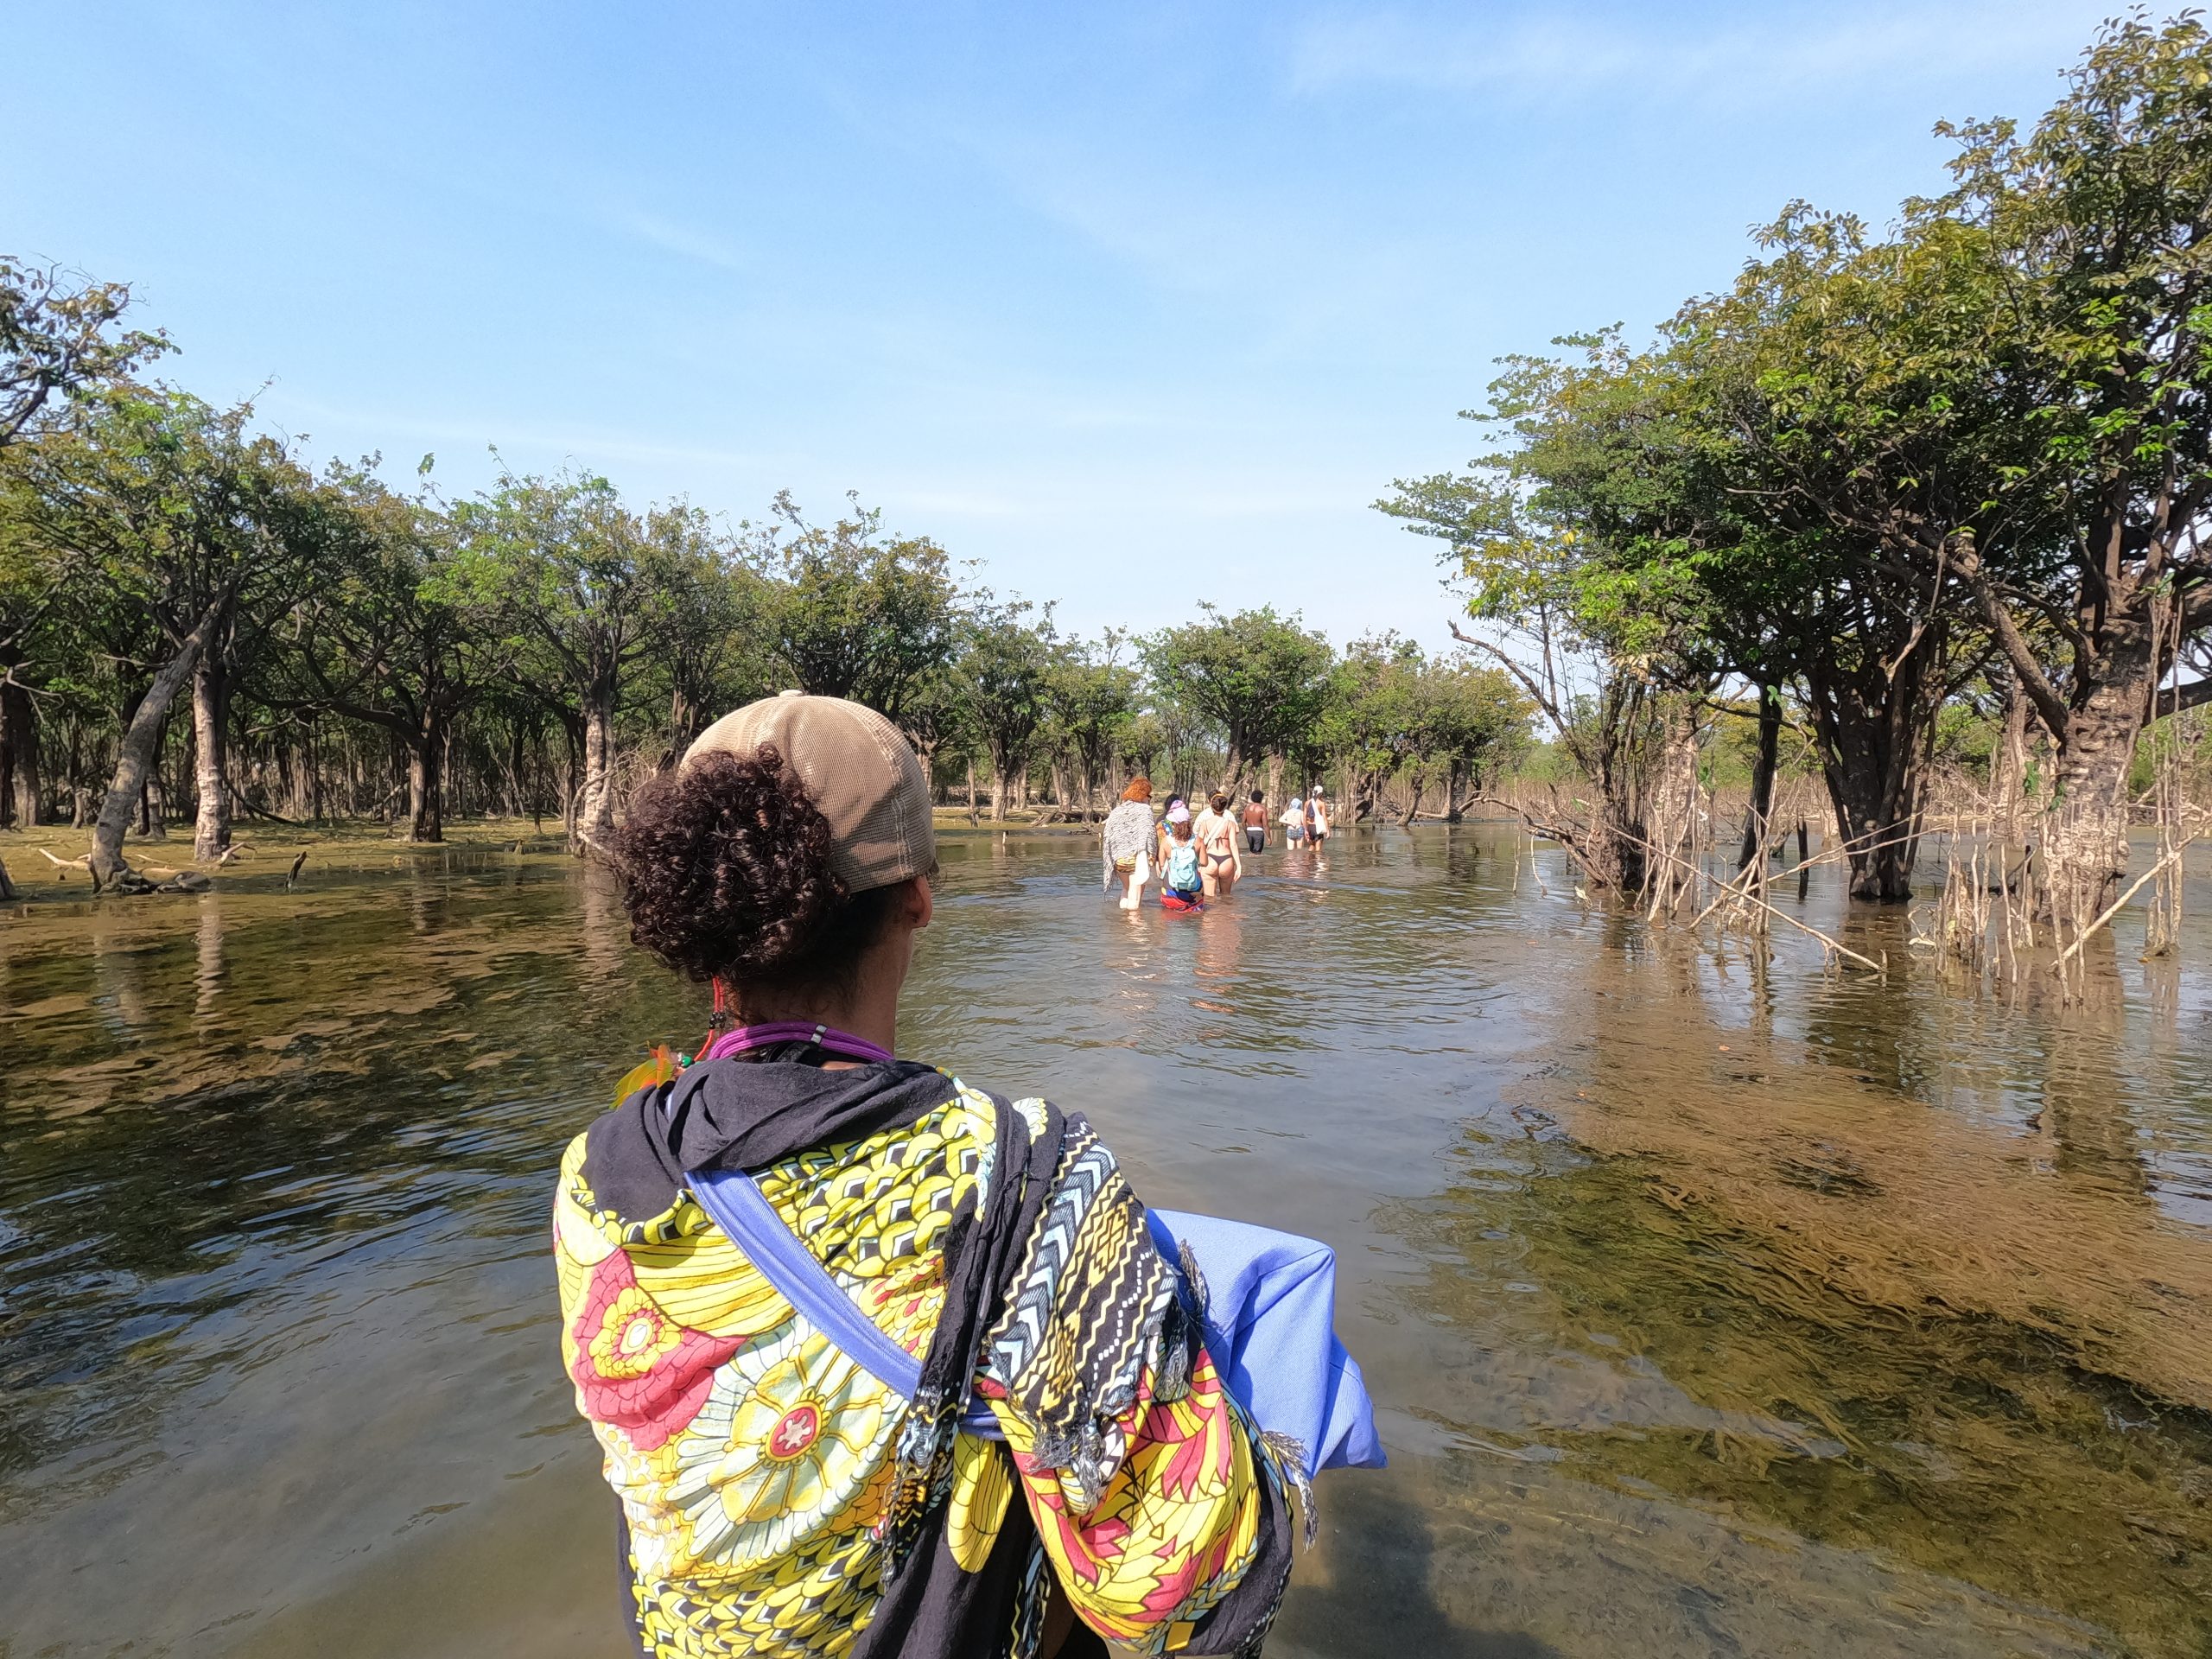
[1804,628,1942,903]
[406,710,451,842]
[1264,751,1284,816]
[2041,622,2158,927]
[1992,679,2032,849]
[1962,535,2208,922]
[572,685,616,854]
[92,607,224,880]
[1643,697,1703,916]
[192,653,232,861]
[966,753,979,826]
[1738,682,1782,873]
[0,677,38,828]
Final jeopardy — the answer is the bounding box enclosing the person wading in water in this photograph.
[1192,791,1243,899]
[1160,804,1205,911]
[1098,776,1156,911]
[554,697,1296,1659]
[1154,795,1187,875]
[1239,791,1268,857]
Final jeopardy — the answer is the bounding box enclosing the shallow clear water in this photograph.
[3,825,2209,1658]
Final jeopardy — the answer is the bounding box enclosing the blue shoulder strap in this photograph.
[687,1165,1003,1439]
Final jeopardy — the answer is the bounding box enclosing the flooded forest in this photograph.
[4,12,2212,1659]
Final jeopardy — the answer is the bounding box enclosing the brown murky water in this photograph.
[3,825,2209,1658]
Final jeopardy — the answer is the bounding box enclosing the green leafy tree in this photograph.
[747,492,962,725]
[1143,606,1333,796]
[893,660,976,800]
[451,467,679,852]
[6,390,317,876]
[0,257,167,827]
[1921,14,2212,910]
[1044,632,1141,818]
[959,600,1056,820]
[632,509,766,766]
[0,257,168,448]
[1379,340,1708,887]
[282,461,505,841]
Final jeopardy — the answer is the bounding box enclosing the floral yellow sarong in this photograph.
[555,1076,1287,1658]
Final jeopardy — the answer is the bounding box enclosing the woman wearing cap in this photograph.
[553,697,1296,1659]
[1098,777,1156,912]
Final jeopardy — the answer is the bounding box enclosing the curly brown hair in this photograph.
[613,745,901,995]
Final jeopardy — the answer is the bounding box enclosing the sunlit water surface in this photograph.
[3,825,2209,1658]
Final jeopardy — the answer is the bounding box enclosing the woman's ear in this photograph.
[903,875,935,931]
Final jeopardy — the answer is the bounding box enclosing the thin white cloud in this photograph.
[1286,3,2113,101]
[256,389,779,479]
[613,209,754,274]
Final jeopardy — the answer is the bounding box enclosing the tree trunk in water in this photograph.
[1577,749,1643,893]
[1737,683,1782,872]
[505,719,527,817]
[1993,679,2032,854]
[92,610,221,880]
[988,759,1006,823]
[192,654,232,861]
[407,713,449,842]
[1805,629,1941,902]
[2042,626,2157,927]
[1264,752,1284,815]
[572,690,616,854]
[1643,698,1702,916]
[966,754,979,826]
[0,678,38,827]
[562,723,582,846]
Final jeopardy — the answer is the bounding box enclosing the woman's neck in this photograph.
[723,985,899,1061]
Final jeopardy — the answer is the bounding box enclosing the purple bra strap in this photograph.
[701,1021,896,1066]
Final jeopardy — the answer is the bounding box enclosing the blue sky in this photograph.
[9,1,2131,649]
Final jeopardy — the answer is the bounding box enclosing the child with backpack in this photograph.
[1160,804,1205,911]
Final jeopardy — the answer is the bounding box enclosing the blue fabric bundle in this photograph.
[1148,1209,1385,1477]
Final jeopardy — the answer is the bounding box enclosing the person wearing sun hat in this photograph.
[550,695,1302,1659]
[1160,800,1205,911]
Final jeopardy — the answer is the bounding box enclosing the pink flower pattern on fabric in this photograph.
[569,1249,745,1450]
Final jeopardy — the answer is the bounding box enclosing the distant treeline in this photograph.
[1379,13,2212,927]
[0,289,1529,878]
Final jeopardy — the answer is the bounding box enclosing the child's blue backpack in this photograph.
[1165,841,1200,892]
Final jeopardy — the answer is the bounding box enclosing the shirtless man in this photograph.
[1240,791,1268,855]
[1193,791,1244,898]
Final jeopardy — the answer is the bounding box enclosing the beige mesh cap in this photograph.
[682,692,935,893]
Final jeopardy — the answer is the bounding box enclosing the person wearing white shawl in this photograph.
[1099,776,1158,911]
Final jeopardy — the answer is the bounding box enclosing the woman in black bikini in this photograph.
[1194,791,1243,898]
